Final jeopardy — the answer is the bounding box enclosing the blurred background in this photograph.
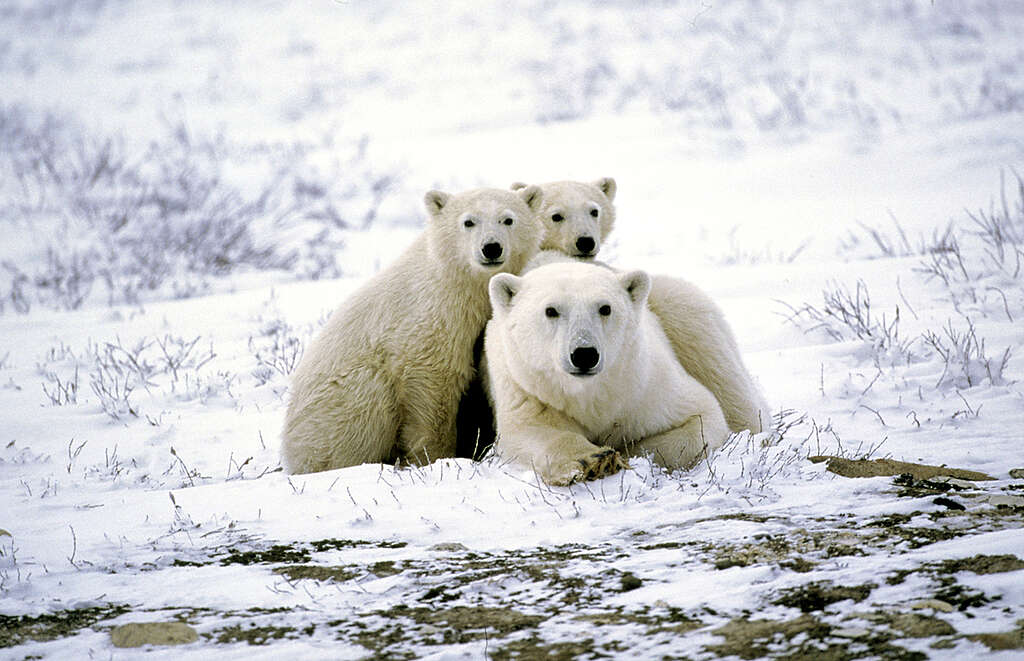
[1,0,1022,311]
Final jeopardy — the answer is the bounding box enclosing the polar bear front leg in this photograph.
[628,407,729,471]
[398,379,461,466]
[499,424,629,486]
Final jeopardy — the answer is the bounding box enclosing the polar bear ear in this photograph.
[593,177,616,202]
[619,270,650,307]
[489,273,522,312]
[516,184,544,212]
[510,182,528,191]
[424,190,451,216]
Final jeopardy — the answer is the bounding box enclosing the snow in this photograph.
[2,0,1024,658]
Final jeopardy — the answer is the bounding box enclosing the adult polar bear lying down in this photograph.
[513,178,770,435]
[484,258,730,486]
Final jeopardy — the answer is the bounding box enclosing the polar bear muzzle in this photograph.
[480,241,504,266]
[568,345,601,375]
[574,235,597,257]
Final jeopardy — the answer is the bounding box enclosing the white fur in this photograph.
[512,178,615,258]
[282,186,544,474]
[485,260,729,485]
[522,178,770,433]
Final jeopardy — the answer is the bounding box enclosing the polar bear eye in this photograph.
[463,219,475,228]
[503,217,514,226]
[590,208,600,218]
[551,213,564,223]
[599,304,611,316]
[545,307,559,318]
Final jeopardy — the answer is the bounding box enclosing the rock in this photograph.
[932,496,965,511]
[910,599,954,613]
[110,622,198,648]
[831,626,869,638]
[886,612,956,637]
[1009,468,1024,479]
[929,476,979,489]
[988,494,1024,508]
[430,542,468,552]
[807,456,995,481]
[969,629,1024,651]
[620,573,643,592]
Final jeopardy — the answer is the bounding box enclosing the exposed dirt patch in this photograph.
[273,564,361,582]
[931,582,995,611]
[221,544,312,566]
[862,512,965,549]
[216,538,407,566]
[886,555,1006,612]
[575,605,703,634]
[490,636,616,660]
[936,554,1024,575]
[0,605,129,648]
[780,557,818,573]
[809,456,995,481]
[859,611,956,638]
[309,539,408,552]
[343,604,544,656]
[891,473,976,500]
[705,613,926,660]
[709,529,865,572]
[773,581,876,613]
[969,620,1024,650]
[210,623,309,645]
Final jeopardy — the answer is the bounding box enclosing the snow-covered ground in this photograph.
[2,1,1024,658]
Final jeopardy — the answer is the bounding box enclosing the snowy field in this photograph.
[2,0,1024,658]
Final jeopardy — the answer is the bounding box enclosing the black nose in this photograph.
[575,236,596,254]
[570,346,600,371]
[482,242,503,260]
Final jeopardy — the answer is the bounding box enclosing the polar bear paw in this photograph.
[560,448,629,485]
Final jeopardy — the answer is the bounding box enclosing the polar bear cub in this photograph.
[485,260,729,486]
[511,178,616,258]
[282,186,544,474]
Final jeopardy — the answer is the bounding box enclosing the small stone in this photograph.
[620,572,643,592]
[429,542,468,552]
[110,622,198,648]
[1009,468,1024,479]
[832,626,869,638]
[910,599,954,613]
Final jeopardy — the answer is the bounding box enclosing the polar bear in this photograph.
[511,178,616,258]
[517,178,770,434]
[485,260,730,486]
[646,274,771,433]
[282,186,545,474]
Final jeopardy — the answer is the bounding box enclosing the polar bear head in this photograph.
[489,261,650,394]
[511,178,616,259]
[424,186,545,278]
